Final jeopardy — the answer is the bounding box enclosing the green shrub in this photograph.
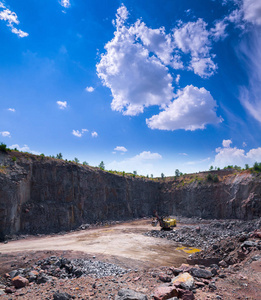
[213,174,219,182]
[207,173,213,181]
[12,156,17,162]
[0,143,7,152]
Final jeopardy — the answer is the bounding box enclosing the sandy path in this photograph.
[0,220,189,267]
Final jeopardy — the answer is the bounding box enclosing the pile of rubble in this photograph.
[145,218,261,249]
[2,256,129,294]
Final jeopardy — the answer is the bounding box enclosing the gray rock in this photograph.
[190,268,213,279]
[115,288,148,300]
[53,291,73,300]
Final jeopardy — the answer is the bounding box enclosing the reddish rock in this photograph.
[159,273,171,283]
[153,286,178,300]
[12,275,29,289]
[5,287,16,293]
[178,289,195,300]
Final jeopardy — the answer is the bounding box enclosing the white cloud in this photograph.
[146,85,223,131]
[60,0,70,8]
[0,3,28,37]
[107,150,162,175]
[72,130,82,137]
[243,0,261,25]
[212,140,261,168]
[173,19,217,77]
[57,101,68,110]
[134,151,162,160]
[222,139,232,148]
[190,57,217,78]
[85,86,94,92]
[179,153,188,156]
[11,27,28,38]
[211,20,228,41]
[97,9,174,116]
[0,131,11,137]
[175,74,180,84]
[238,29,261,123]
[9,144,40,155]
[114,146,128,152]
[8,108,15,112]
[72,129,88,138]
[243,142,247,147]
[130,20,182,68]
[97,5,224,128]
[91,131,98,138]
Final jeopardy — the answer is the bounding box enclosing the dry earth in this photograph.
[0,219,260,299]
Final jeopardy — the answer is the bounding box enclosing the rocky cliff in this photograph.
[0,151,260,239]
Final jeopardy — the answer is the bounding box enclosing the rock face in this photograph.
[0,151,261,239]
[159,170,261,220]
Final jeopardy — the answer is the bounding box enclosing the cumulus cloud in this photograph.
[9,144,40,155]
[173,19,217,77]
[107,150,162,175]
[222,139,233,147]
[8,108,15,112]
[72,129,88,138]
[97,5,174,116]
[0,131,11,137]
[114,146,128,152]
[85,86,94,92]
[60,0,70,8]
[91,131,98,138]
[146,85,223,131]
[97,4,224,130]
[57,101,68,110]
[0,2,28,37]
[211,20,228,41]
[212,140,261,168]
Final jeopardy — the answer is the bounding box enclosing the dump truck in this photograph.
[151,211,177,230]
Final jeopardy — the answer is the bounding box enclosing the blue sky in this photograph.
[0,0,261,176]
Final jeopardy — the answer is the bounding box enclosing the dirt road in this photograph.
[0,219,190,269]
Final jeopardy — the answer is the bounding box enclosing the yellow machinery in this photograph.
[152,211,177,230]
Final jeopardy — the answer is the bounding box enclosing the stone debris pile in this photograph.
[3,256,128,293]
[144,218,261,249]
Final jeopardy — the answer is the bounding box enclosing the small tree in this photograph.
[99,161,105,170]
[209,166,214,171]
[245,164,249,170]
[161,173,165,179]
[83,161,89,166]
[133,170,137,177]
[56,153,63,159]
[175,169,180,177]
[74,157,79,163]
[0,143,7,152]
[151,174,153,178]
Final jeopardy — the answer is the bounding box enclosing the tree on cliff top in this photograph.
[99,161,105,170]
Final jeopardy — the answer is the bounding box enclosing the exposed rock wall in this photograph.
[0,152,160,238]
[0,152,260,239]
[159,172,261,220]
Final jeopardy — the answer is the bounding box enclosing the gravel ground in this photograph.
[0,218,261,300]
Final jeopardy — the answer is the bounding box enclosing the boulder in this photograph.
[12,275,29,289]
[153,286,179,300]
[115,288,148,300]
[172,272,194,290]
[190,268,212,279]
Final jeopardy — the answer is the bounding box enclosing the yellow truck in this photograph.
[151,211,177,230]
